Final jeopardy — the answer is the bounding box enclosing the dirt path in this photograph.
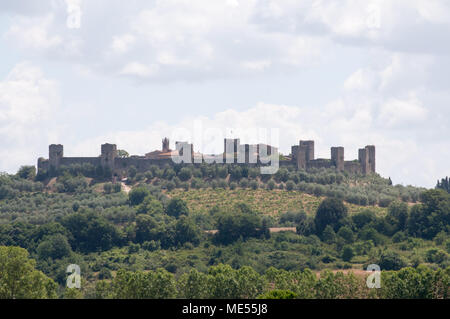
[121,182,131,194]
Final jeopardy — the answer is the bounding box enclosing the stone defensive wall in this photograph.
[37,138,375,177]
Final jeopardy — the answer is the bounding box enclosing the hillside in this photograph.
[0,165,448,299]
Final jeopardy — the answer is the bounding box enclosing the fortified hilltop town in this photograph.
[37,138,375,177]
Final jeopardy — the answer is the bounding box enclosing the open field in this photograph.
[168,188,388,217]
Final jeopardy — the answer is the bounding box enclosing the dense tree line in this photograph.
[91,263,449,299]
[437,177,449,193]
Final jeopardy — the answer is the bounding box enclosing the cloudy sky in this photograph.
[0,0,449,187]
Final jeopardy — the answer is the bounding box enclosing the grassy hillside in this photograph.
[168,188,388,218]
[1,165,448,299]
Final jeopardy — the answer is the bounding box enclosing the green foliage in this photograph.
[37,234,72,260]
[215,204,263,245]
[377,250,407,271]
[117,150,129,158]
[55,174,88,193]
[436,176,449,193]
[257,289,298,299]
[128,187,150,206]
[17,166,36,180]
[103,183,113,194]
[62,211,123,253]
[178,168,192,182]
[337,226,355,244]
[314,198,348,235]
[0,246,57,299]
[322,225,336,244]
[407,189,450,239]
[166,198,189,218]
[137,196,164,215]
[342,246,354,262]
[379,266,450,299]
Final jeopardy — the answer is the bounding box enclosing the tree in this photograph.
[378,250,407,271]
[128,166,137,178]
[177,269,210,298]
[342,245,354,262]
[135,215,158,243]
[215,205,262,244]
[379,266,449,299]
[314,198,348,235]
[178,168,192,182]
[286,181,295,191]
[37,234,72,260]
[207,264,239,298]
[117,150,129,158]
[62,211,123,252]
[103,183,113,194]
[337,226,354,244]
[407,189,450,239]
[137,196,164,215]
[322,225,336,244]
[352,210,376,229]
[436,176,449,193]
[387,201,408,232]
[0,246,57,299]
[257,289,298,299]
[111,269,176,299]
[128,187,150,206]
[166,198,189,218]
[174,216,201,246]
[17,166,36,180]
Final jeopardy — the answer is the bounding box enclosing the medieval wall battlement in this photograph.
[37,138,376,177]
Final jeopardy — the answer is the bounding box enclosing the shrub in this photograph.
[103,183,113,194]
[425,248,447,264]
[314,198,348,235]
[128,187,150,206]
[342,246,354,262]
[378,250,407,271]
[250,180,259,190]
[178,168,192,182]
[286,181,295,191]
[166,198,189,218]
[239,179,249,188]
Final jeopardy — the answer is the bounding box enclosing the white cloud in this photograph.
[0,62,60,172]
[111,34,135,54]
[379,95,428,127]
[119,62,159,78]
[5,14,62,50]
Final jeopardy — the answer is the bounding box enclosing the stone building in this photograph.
[37,137,375,177]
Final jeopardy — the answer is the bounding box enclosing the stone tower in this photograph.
[358,148,369,174]
[300,140,314,161]
[291,145,299,161]
[49,144,64,170]
[162,137,170,152]
[366,145,376,173]
[331,147,344,171]
[296,147,307,170]
[101,143,117,173]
